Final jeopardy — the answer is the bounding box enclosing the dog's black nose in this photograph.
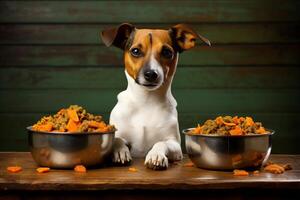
[144,70,158,82]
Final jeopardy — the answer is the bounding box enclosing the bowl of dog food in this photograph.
[183,116,274,170]
[27,105,115,168]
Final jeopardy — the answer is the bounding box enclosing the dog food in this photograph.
[7,166,22,173]
[253,170,260,175]
[32,105,115,133]
[74,165,87,173]
[36,167,50,173]
[128,167,138,172]
[264,161,292,174]
[190,116,269,136]
[183,162,195,167]
[233,169,249,176]
[232,162,292,176]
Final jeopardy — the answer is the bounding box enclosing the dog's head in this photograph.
[101,23,210,90]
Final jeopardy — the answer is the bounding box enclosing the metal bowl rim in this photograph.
[183,128,274,137]
[27,126,115,135]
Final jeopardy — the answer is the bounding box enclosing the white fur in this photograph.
[137,55,164,90]
[110,55,182,169]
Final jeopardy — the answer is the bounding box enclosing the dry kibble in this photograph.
[32,105,115,133]
[191,116,269,136]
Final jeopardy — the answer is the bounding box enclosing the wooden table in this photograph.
[0,152,299,200]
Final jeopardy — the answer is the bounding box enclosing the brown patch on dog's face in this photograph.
[124,29,178,84]
[101,23,210,90]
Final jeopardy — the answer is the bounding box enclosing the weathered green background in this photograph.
[0,0,299,153]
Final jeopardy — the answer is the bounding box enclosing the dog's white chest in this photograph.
[110,89,179,157]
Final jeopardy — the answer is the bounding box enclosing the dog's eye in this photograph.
[161,47,174,59]
[130,48,142,57]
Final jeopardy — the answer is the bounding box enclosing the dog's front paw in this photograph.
[144,151,168,170]
[112,145,132,165]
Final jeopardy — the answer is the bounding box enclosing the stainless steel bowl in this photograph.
[184,128,274,170]
[27,127,115,168]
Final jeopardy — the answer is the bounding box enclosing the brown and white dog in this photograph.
[101,23,210,170]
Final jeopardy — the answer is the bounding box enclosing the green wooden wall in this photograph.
[0,0,299,153]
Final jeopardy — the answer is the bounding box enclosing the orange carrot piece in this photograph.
[36,167,50,173]
[245,117,255,126]
[239,117,245,123]
[183,162,195,167]
[67,109,79,122]
[7,166,22,173]
[256,127,267,134]
[193,124,202,134]
[223,122,236,126]
[96,126,110,133]
[233,169,249,176]
[74,165,86,173]
[215,116,224,125]
[229,126,243,135]
[253,170,260,175]
[264,164,285,174]
[216,116,236,126]
[33,123,53,132]
[66,119,79,132]
[232,116,239,124]
[128,167,138,172]
[89,121,106,128]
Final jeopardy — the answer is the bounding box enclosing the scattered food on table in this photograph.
[128,167,138,172]
[36,167,50,173]
[7,166,22,173]
[233,169,249,176]
[264,161,292,174]
[183,162,194,167]
[74,165,87,173]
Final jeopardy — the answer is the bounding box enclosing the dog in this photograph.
[101,23,210,170]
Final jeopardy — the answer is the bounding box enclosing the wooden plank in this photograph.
[1,66,300,89]
[0,89,299,113]
[0,112,299,153]
[1,44,299,66]
[1,23,299,44]
[0,0,299,23]
[0,153,300,191]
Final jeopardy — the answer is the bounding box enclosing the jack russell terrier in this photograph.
[101,23,210,170]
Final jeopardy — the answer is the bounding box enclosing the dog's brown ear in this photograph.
[170,24,211,52]
[101,23,135,49]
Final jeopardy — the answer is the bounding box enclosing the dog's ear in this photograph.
[169,24,211,53]
[101,23,135,49]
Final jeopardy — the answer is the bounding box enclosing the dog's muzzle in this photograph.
[135,69,163,89]
[143,69,158,84]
